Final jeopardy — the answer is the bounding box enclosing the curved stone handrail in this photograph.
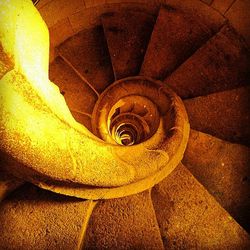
[0,0,189,199]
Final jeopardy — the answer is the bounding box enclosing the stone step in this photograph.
[140,4,224,80]
[57,26,114,93]
[165,24,250,99]
[152,163,250,249]
[183,129,250,232]
[102,11,155,80]
[0,184,95,250]
[49,56,97,130]
[184,86,250,146]
[84,190,164,249]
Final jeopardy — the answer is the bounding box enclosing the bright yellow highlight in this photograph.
[0,0,190,199]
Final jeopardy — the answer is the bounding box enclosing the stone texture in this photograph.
[70,111,93,132]
[36,0,54,10]
[200,0,213,5]
[57,26,114,93]
[152,164,250,249]
[140,4,224,80]
[102,10,155,79]
[68,3,158,33]
[184,129,250,232]
[211,0,235,14]
[49,17,74,47]
[49,56,97,122]
[38,0,85,28]
[84,0,105,8]
[84,191,164,249]
[184,86,250,146]
[165,24,250,99]
[0,184,95,250]
[226,0,250,47]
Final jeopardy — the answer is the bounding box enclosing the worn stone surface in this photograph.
[38,0,85,28]
[102,10,155,79]
[49,56,97,114]
[84,190,164,249]
[70,111,93,132]
[165,24,250,99]
[57,26,114,93]
[183,129,250,232]
[36,0,53,10]
[140,5,224,80]
[184,86,250,146]
[49,17,74,47]
[152,164,250,249]
[226,0,250,47]
[0,184,95,250]
[84,0,106,8]
[200,0,213,5]
[211,0,235,14]
[49,56,97,128]
[68,2,159,33]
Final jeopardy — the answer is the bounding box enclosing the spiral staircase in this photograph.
[0,0,250,249]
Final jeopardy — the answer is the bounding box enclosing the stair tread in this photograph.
[0,183,95,249]
[102,10,155,80]
[140,4,224,80]
[152,163,250,249]
[184,86,250,146]
[165,24,250,99]
[183,129,250,232]
[57,26,114,93]
[49,56,97,127]
[84,190,164,250]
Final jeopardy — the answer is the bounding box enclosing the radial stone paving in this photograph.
[184,129,250,232]
[140,5,224,80]
[0,184,95,250]
[84,191,164,249]
[165,25,250,99]
[152,164,250,249]
[102,10,155,79]
[184,86,250,146]
[57,26,114,93]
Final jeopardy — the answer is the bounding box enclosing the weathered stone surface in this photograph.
[102,10,155,79]
[226,0,250,47]
[49,17,74,47]
[165,24,250,99]
[57,26,114,93]
[0,184,95,250]
[183,129,250,232]
[200,0,213,5]
[84,191,164,249]
[140,5,224,80]
[211,0,235,14]
[37,0,85,28]
[152,164,250,249]
[184,86,250,146]
[49,56,97,128]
